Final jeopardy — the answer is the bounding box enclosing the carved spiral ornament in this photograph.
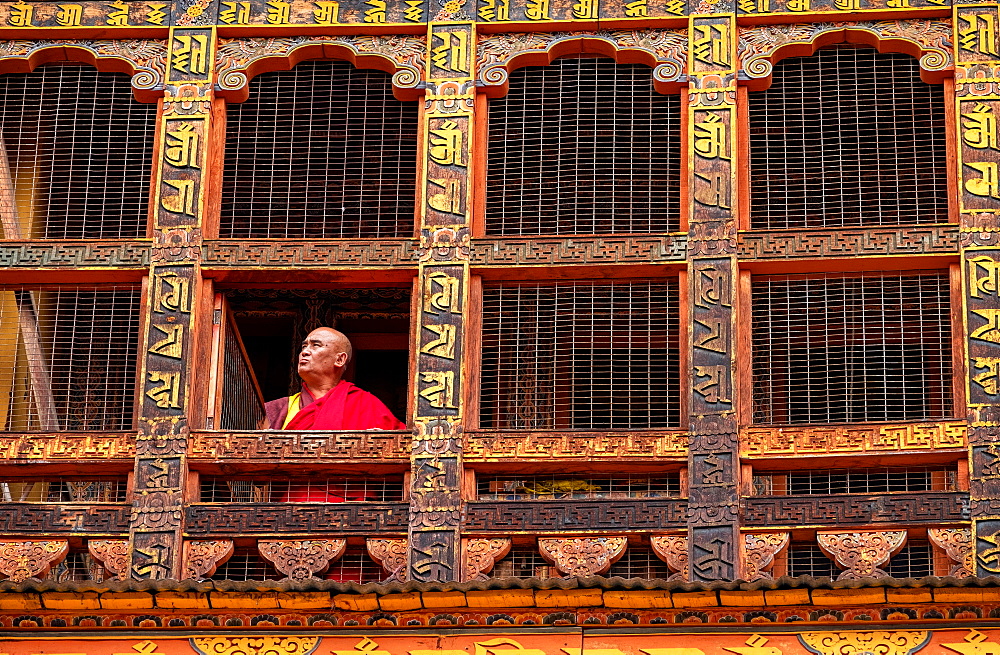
[0,540,68,582]
[816,531,907,580]
[651,535,688,581]
[192,637,321,655]
[538,536,628,577]
[258,539,346,581]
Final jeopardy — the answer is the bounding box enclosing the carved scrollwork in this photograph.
[191,637,321,655]
[538,536,628,577]
[0,540,68,582]
[215,36,425,99]
[929,528,974,577]
[743,532,789,581]
[367,538,408,582]
[463,538,511,581]
[739,20,952,84]
[798,631,931,655]
[650,535,688,581]
[477,30,687,94]
[258,539,346,581]
[0,39,167,96]
[183,540,235,580]
[816,530,907,580]
[87,539,130,581]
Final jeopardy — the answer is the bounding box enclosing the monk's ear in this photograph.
[335,351,349,367]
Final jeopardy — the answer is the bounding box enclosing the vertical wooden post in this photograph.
[129,21,217,580]
[954,2,1000,576]
[686,8,741,582]
[408,19,476,582]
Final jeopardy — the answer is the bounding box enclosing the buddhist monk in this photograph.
[265,327,406,430]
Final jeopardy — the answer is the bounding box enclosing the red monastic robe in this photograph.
[265,380,405,431]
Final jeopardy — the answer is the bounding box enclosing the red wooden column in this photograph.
[129,24,217,579]
[686,9,742,582]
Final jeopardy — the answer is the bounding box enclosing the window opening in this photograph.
[476,474,680,500]
[200,476,404,502]
[489,545,557,578]
[606,545,674,579]
[752,466,957,495]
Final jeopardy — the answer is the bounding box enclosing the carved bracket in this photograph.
[367,538,408,582]
[816,530,907,580]
[183,540,235,580]
[929,528,974,577]
[462,538,511,581]
[0,540,68,582]
[477,30,688,96]
[215,36,425,101]
[651,535,688,581]
[88,539,130,581]
[257,539,345,581]
[538,536,628,577]
[743,532,790,581]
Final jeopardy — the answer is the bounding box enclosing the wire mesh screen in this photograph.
[221,60,418,239]
[0,478,126,502]
[489,545,557,579]
[0,65,155,239]
[748,46,949,229]
[201,477,404,502]
[753,466,957,495]
[0,287,140,431]
[211,549,280,581]
[476,474,680,500]
[606,545,674,579]
[751,273,952,424]
[44,550,107,582]
[486,57,681,235]
[785,543,839,579]
[324,547,385,583]
[480,279,679,429]
[219,314,265,430]
[885,542,934,578]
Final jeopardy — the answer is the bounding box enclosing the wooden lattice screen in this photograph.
[748,46,949,229]
[0,65,156,239]
[486,57,681,236]
[751,272,953,424]
[479,279,679,429]
[220,60,418,239]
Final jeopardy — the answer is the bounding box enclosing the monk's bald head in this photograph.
[298,327,352,390]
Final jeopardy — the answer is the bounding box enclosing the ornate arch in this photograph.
[477,29,688,97]
[0,40,167,101]
[739,19,952,91]
[214,35,425,102]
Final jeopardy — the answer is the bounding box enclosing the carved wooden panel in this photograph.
[0,540,68,582]
[0,244,150,269]
[469,236,686,266]
[258,539,346,581]
[816,530,907,580]
[465,500,688,532]
[743,532,789,581]
[742,422,967,457]
[929,528,974,577]
[462,538,511,581]
[201,241,418,268]
[87,539,130,581]
[743,493,970,527]
[650,535,688,581]
[799,632,930,655]
[737,227,959,259]
[182,540,235,580]
[192,637,321,655]
[465,431,687,461]
[538,536,627,577]
[0,504,130,534]
[188,431,411,460]
[185,503,410,534]
[367,538,407,582]
[0,434,137,461]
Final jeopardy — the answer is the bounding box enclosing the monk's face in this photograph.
[298,328,349,380]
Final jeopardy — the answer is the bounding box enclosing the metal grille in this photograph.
[200,477,404,502]
[886,542,934,578]
[44,550,106,582]
[0,65,155,239]
[0,478,125,502]
[211,549,279,581]
[606,545,674,579]
[751,273,952,424]
[219,313,265,430]
[489,545,557,579]
[749,46,949,229]
[480,279,679,429]
[324,547,385,583]
[486,57,681,235]
[753,466,957,495]
[476,474,680,500]
[0,287,141,431]
[221,60,418,239]
[785,543,839,579]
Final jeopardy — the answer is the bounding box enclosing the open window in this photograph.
[207,288,411,430]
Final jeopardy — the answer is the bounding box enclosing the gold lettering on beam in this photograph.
[964,104,999,150]
[524,0,550,20]
[8,0,33,26]
[428,178,464,214]
[419,371,458,409]
[694,113,729,160]
[162,179,198,216]
[960,12,1000,57]
[693,265,730,308]
[693,365,731,404]
[694,171,731,208]
[969,256,1000,298]
[165,123,201,168]
[172,35,210,75]
[145,3,167,24]
[429,121,466,166]
[424,271,462,314]
[146,459,170,488]
[266,0,290,23]
[149,324,185,359]
[107,0,130,25]
[55,4,83,26]
[313,0,340,23]
[692,24,730,67]
[572,0,598,19]
[219,1,251,23]
[421,324,457,359]
[624,0,647,16]
[694,317,727,353]
[153,272,192,314]
[364,0,387,22]
[432,33,471,74]
[146,371,182,409]
[971,308,1000,343]
[972,357,1000,395]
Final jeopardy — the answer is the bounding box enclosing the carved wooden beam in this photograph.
[258,539,346,581]
[367,538,408,582]
[651,535,688,581]
[0,540,68,582]
[743,532,789,582]
[462,538,511,581]
[182,540,235,580]
[929,528,974,578]
[538,536,628,577]
[88,539,130,581]
[816,530,907,580]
